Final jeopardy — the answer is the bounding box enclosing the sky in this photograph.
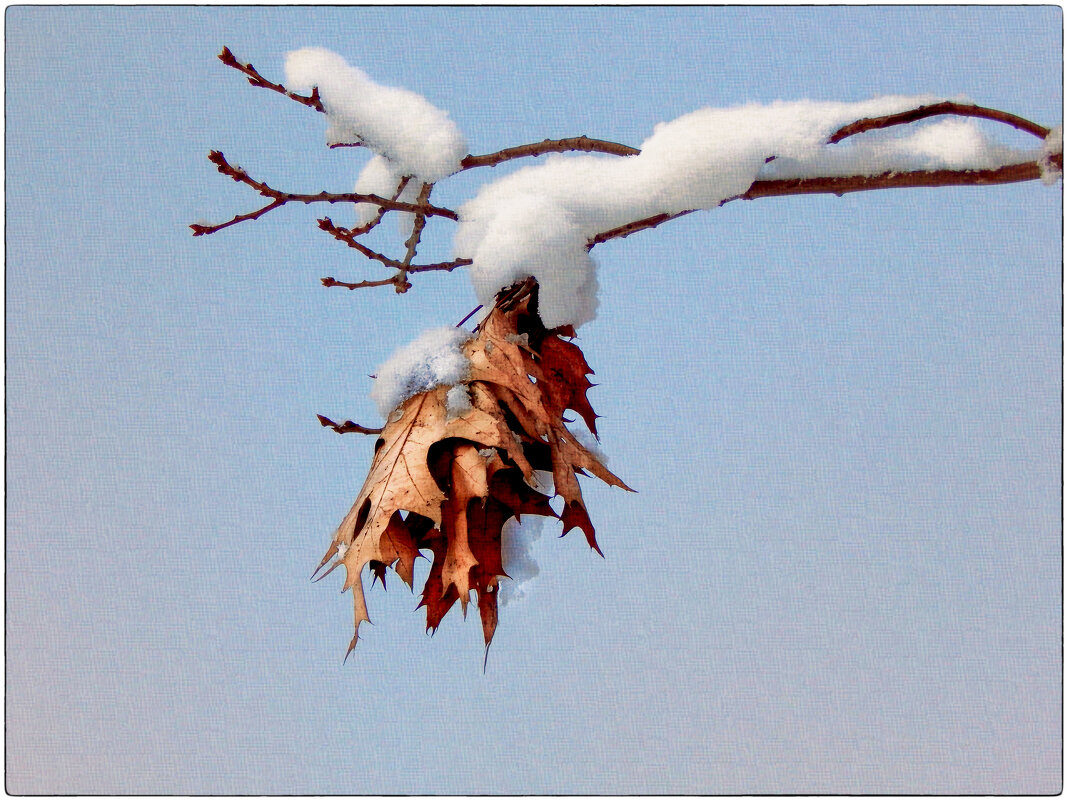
[5,6,1062,795]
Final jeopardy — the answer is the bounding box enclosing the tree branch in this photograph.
[317,414,382,435]
[190,198,285,236]
[460,136,640,171]
[190,151,458,236]
[399,182,434,270]
[321,276,399,291]
[217,48,643,163]
[317,218,408,270]
[215,47,1054,173]
[317,217,471,292]
[198,66,1059,295]
[741,157,1058,198]
[828,101,1051,144]
[589,156,1060,248]
[350,176,412,237]
[408,257,473,273]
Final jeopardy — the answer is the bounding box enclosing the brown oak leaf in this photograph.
[319,280,632,658]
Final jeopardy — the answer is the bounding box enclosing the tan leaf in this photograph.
[323,386,525,646]
[439,443,489,608]
[321,280,632,656]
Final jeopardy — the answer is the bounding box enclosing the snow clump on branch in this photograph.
[285,47,467,183]
[455,95,1044,329]
[762,116,1037,179]
[369,326,473,418]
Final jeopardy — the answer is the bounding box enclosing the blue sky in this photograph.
[6,6,1061,794]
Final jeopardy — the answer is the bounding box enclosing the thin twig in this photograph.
[218,46,325,113]
[455,305,484,328]
[459,136,640,171]
[829,101,1051,144]
[190,199,285,236]
[587,211,695,249]
[321,276,398,291]
[409,257,472,273]
[349,176,412,237]
[317,218,407,270]
[206,150,456,218]
[317,414,382,435]
[219,47,373,148]
[191,151,458,236]
[320,218,472,271]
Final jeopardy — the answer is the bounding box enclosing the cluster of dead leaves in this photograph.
[314,280,631,659]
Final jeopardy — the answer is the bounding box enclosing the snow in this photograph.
[445,384,474,419]
[456,194,600,328]
[285,47,467,183]
[351,155,406,226]
[455,95,1046,328]
[499,515,545,606]
[369,326,473,417]
[1040,126,1063,185]
[762,116,1039,180]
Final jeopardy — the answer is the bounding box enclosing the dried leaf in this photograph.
[321,282,632,657]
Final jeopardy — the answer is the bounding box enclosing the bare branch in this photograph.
[216,152,455,218]
[399,182,434,275]
[317,217,407,270]
[408,257,472,274]
[204,149,275,195]
[741,158,1059,198]
[192,151,458,236]
[829,101,1051,144]
[190,198,285,236]
[587,211,695,249]
[460,136,640,171]
[321,276,398,291]
[318,216,472,273]
[317,414,382,435]
[218,46,325,113]
[278,189,456,219]
[350,176,412,237]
